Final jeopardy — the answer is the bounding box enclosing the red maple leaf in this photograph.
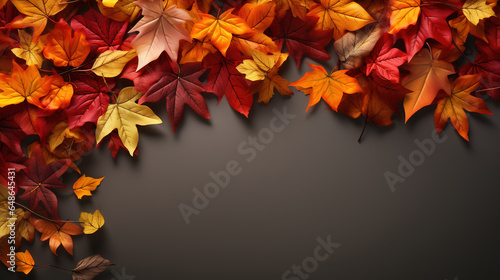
[70,8,129,53]
[460,54,500,100]
[365,33,407,83]
[203,48,253,117]
[66,73,114,129]
[17,144,71,219]
[266,11,331,67]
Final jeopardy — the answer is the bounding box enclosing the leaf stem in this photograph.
[14,202,81,224]
[358,118,368,143]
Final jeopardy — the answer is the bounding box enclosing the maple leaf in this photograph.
[43,19,91,67]
[71,8,129,53]
[72,255,114,280]
[15,250,35,274]
[191,8,254,56]
[401,48,455,121]
[97,0,141,22]
[274,0,312,19]
[91,49,137,78]
[136,60,211,132]
[130,0,191,70]
[400,2,457,60]
[290,62,362,111]
[0,185,35,244]
[17,144,71,219]
[266,12,331,67]
[6,0,67,41]
[307,0,375,39]
[333,23,383,69]
[0,105,27,156]
[73,175,104,199]
[388,0,421,34]
[237,50,292,104]
[474,16,500,57]
[460,53,500,100]
[66,73,114,129]
[11,30,44,68]
[462,0,495,25]
[434,74,492,140]
[30,217,83,255]
[365,33,407,83]
[339,74,410,126]
[0,61,53,108]
[40,74,74,111]
[96,87,162,156]
[79,210,105,234]
[203,48,253,116]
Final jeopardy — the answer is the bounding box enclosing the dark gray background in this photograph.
[3,52,500,280]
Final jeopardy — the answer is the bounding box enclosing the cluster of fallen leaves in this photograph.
[0,0,499,277]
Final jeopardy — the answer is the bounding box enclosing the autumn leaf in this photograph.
[307,0,375,39]
[17,144,71,219]
[79,210,105,234]
[15,250,35,274]
[130,0,191,70]
[96,87,162,156]
[274,0,313,19]
[11,30,44,68]
[135,60,211,132]
[462,0,495,25]
[43,19,90,67]
[334,23,383,69]
[365,33,407,83]
[0,61,53,108]
[388,0,421,34]
[40,74,74,111]
[290,62,362,111]
[266,12,331,67]
[339,74,410,126]
[97,0,140,22]
[191,9,254,56]
[0,185,34,244]
[401,48,455,122]
[31,217,83,255]
[7,0,67,41]
[66,73,114,129]
[460,54,500,100]
[91,49,137,78]
[203,48,253,116]
[71,8,130,53]
[434,74,492,140]
[72,255,114,280]
[73,175,104,199]
[237,50,292,104]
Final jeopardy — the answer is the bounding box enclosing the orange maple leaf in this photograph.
[191,9,254,56]
[30,217,83,255]
[434,74,492,140]
[290,62,362,111]
[0,61,53,108]
[43,20,90,67]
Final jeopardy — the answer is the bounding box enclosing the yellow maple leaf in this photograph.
[95,87,162,156]
[462,0,495,25]
[73,175,104,199]
[11,30,44,68]
[91,49,137,78]
[308,0,375,39]
[7,0,67,41]
[79,210,105,234]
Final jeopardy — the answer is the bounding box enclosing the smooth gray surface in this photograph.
[4,53,500,280]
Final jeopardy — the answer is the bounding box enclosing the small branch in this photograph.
[358,118,368,143]
[14,203,81,224]
[102,75,118,101]
[476,86,500,93]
